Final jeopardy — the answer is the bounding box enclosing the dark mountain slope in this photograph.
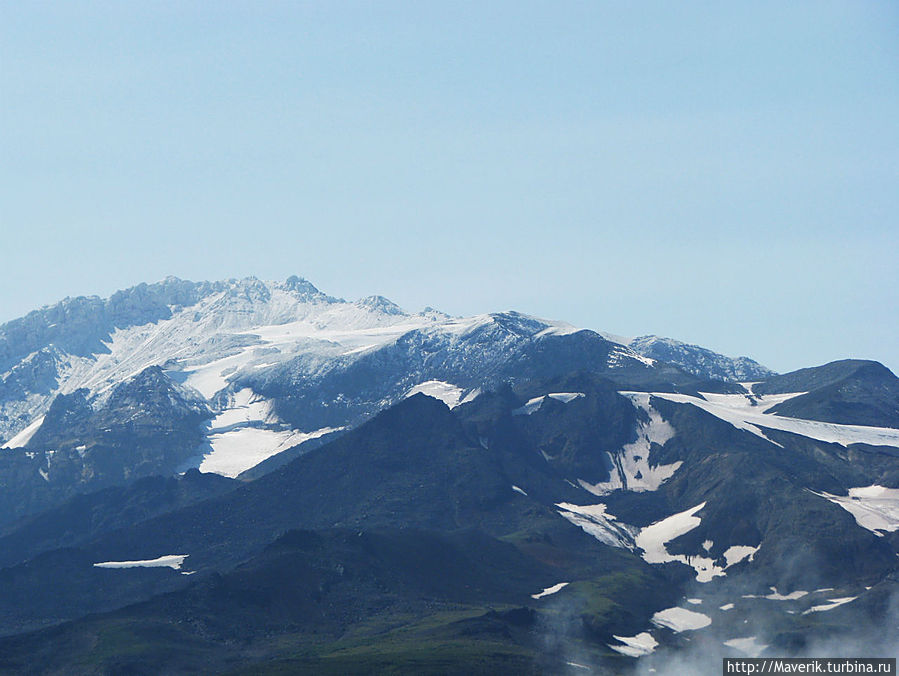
[0,392,660,635]
[0,527,674,676]
[642,397,898,587]
[0,367,211,531]
[0,469,235,568]
[755,360,899,428]
[1,370,898,668]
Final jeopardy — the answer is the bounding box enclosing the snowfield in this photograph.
[0,278,603,464]
[811,485,899,536]
[651,607,711,632]
[192,387,342,477]
[638,391,899,448]
[557,498,760,583]
[199,425,338,478]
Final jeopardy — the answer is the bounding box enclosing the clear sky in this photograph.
[1,1,897,374]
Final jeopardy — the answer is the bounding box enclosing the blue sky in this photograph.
[1,1,897,373]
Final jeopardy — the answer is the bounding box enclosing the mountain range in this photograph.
[0,276,896,675]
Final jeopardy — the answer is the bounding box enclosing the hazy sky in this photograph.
[1,1,897,374]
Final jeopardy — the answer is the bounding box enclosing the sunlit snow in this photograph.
[723,545,760,568]
[531,582,569,599]
[513,392,585,416]
[631,505,760,582]
[724,636,768,657]
[199,426,337,478]
[607,346,656,369]
[634,502,724,582]
[743,587,807,601]
[196,388,341,477]
[579,393,680,495]
[651,607,712,632]
[803,596,857,614]
[1,280,600,445]
[94,554,188,570]
[609,632,658,657]
[2,416,44,449]
[811,485,899,536]
[556,502,637,549]
[404,380,464,408]
[636,391,899,449]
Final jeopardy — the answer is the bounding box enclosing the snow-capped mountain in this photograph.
[0,276,898,673]
[0,276,757,480]
[627,335,775,382]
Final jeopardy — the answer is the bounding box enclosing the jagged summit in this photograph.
[283,274,329,299]
[354,295,407,316]
[628,334,775,382]
[0,275,775,452]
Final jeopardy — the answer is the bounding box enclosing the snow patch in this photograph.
[404,380,464,408]
[811,485,899,536]
[531,582,569,599]
[609,632,658,657]
[535,321,582,338]
[94,554,188,570]
[199,426,338,478]
[803,596,857,614]
[742,588,807,601]
[513,392,585,416]
[556,502,637,550]
[724,637,768,657]
[182,348,258,399]
[723,545,760,568]
[196,388,341,477]
[765,588,807,601]
[639,391,899,449]
[2,416,45,449]
[608,345,656,369]
[579,393,680,495]
[651,607,712,632]
[210,388,276,429]
[635,502,724,582]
